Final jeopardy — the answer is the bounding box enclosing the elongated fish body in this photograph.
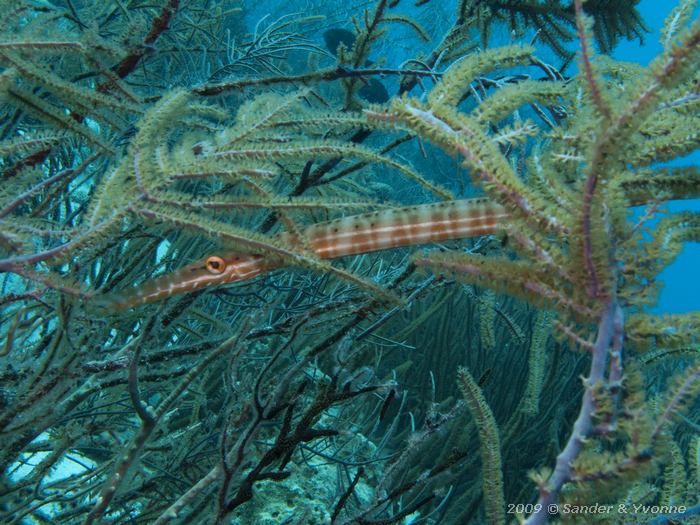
[303,198,505,258]
[93,252,281,311]
[94,198,507,311]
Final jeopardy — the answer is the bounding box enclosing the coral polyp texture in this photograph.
[0,0,699,524]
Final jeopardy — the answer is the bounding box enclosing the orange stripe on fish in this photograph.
[94,198,507,310]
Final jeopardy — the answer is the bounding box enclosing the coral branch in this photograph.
[573,0,610,120]
[111,0,180,81]
[525,301,622,524]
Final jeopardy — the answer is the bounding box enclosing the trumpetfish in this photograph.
[94,198,507,311]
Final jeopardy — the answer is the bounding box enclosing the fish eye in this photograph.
[205,256,226,275]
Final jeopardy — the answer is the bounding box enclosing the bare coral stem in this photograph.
[525,301,623,524]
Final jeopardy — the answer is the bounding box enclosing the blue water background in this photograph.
[616,0,700,314]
